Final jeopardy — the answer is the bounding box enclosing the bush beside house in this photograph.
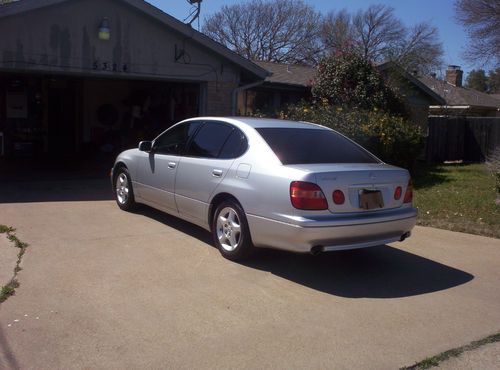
[253,53,424,171]
[283,103,423,170]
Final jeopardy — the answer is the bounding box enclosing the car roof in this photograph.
[188,117,328,130]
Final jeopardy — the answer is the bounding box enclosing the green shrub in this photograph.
[312,53,407,116]
[279,102,424,171]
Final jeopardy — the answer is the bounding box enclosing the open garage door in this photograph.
[0,73,201,180]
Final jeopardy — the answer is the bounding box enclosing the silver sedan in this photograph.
[112,117,417,260]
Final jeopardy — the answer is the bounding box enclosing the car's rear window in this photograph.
[256,128,379,165]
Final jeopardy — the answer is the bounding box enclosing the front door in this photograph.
[136,120,202,212]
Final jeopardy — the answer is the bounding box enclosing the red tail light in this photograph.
[290,181,328,210]
[394,186,402,200]
[332,190,345,205]
[403,179,413,203]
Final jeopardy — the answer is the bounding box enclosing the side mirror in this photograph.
[138,141,153,152]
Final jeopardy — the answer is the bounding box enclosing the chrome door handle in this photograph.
[212,169,223,177]
[168,162,177,169]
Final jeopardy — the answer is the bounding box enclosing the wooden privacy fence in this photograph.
[426,116,500,162]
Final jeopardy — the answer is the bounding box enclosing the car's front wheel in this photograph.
[212,200,253,261]
[114,167,136,211]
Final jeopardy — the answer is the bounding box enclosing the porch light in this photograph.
[98,18,111,40]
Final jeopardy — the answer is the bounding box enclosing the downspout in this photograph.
[231,80,265,116]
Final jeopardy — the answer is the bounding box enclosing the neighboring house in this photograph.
[377,61,446,128]
[0,0,268,160]
[419,66,500,117]
[239,60,445,129]
[237,61,315,115]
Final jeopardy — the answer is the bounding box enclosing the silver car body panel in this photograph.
[113,117,417,253]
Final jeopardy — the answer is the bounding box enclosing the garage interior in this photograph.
[0,72,201,179]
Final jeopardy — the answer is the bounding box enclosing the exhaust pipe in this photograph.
[400,232,411,242]
[310,246,324,256]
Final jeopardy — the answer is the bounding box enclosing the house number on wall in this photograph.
[93,61,129,73]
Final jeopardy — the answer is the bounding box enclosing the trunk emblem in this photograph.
[369,173,377,179]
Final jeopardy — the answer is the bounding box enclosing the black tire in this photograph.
[113,167,136,211]
[212,200,253,261]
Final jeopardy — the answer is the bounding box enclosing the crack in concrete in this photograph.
[0,226,29,304]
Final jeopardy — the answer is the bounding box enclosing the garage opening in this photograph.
[0,72,202,180]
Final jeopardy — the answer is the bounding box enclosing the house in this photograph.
[238,60,445,129]
[237,61,315,115]
[0,0,268,162]
[419,65,500,117]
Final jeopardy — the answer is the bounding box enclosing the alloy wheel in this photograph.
[216,207,242,252]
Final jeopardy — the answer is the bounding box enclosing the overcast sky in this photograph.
[147,0,478,75]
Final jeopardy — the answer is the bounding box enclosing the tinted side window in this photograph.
[186,122,234,158]
[256,128,379,165]
[219,129,248,159]
[154,121,202,155]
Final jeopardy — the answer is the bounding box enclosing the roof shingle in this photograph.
[253,61,316,87]
[419,76,500,109]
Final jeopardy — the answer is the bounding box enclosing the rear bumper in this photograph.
[247,207,417,253]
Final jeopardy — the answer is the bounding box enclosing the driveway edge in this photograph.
[401,332,500,369]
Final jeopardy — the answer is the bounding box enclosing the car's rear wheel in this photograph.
[114,167,136,211]
[212,200,253,261]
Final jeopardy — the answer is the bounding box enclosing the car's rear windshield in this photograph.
[256,127,379,165]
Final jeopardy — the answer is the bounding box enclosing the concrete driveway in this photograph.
[0,179,499,369]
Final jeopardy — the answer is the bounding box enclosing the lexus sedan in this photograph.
[112,117,417,261]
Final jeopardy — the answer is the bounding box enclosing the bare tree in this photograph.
[352,5,405,62]
[320,10,354,57]
[389,22,444,74]
[202,0,322,65]
[455,0,500,67]
[321,5,443,73]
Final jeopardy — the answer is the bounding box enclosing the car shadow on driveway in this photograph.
[0,325,19,370]
[244,247,474,299]
[0,179,114,203]
[134,205,213,244]
[136,205,474,299]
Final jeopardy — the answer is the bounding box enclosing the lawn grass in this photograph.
[413,163,500,239]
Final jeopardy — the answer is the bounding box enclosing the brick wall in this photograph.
[206,81,238,116]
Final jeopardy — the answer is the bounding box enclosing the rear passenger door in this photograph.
[174,121,247,225]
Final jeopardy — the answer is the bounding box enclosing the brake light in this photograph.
[403,179,413,203]
[332,190,345,205]
[394,186,402,200]
[290,181,328,210]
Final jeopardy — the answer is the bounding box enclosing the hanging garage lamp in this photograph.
[98,17,111,40]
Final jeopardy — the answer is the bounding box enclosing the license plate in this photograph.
[359,189,384,210]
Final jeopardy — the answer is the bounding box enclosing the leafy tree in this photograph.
[466,69,489,92]
[202,0,322,65]
[455,0,500,66]
[488,68,500,93]
[466,68,500,93]
[321,5,443,74]
[311,52,404,115]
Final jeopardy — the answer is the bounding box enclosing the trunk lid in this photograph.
[287,163,410,213]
